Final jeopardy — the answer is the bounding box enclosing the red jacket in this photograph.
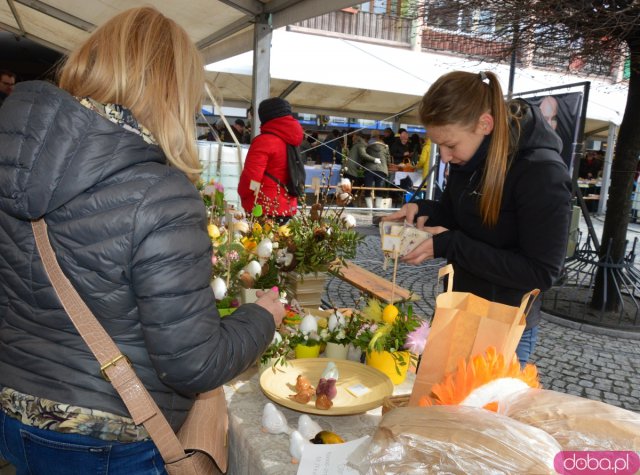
[238,115,304,216]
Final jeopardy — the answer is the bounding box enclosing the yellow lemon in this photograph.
[207,224,220,239]
[382,304,399,324]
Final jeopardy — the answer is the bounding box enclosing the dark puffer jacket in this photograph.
[418,100,571,329]
[0,81,275,430]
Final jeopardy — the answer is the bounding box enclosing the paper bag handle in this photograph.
[438,264,454,293]
[519,289,540,319]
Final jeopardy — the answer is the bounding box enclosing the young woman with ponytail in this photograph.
[383,71,572,364]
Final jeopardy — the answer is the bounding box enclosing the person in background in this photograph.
[300,130,320,163]
[344,132,379,187]
[0,69,16,107]
[414,136,433,201]
[579,150,603,179]
[238,97,303,220]
[409,133,423,163]
[318,129,342,165]
[390,128,412,165]
[382,127,395,147]
[0,7,284,472]
[220,118,250,144]
[383,70,571,365]
[364,135,391,207]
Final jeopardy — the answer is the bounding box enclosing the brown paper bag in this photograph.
[408,264,539,406]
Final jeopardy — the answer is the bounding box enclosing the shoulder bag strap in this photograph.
[259,131,287,188]
[31,219,187,465]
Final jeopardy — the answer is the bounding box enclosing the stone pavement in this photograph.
[322,210,640,413]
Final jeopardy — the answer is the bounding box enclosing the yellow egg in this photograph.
[207,224,220,239]
[317,317,328,329]
[252,222,262,234]
[382,304,399,324]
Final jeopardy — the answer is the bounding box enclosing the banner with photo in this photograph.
[526,92,583,172]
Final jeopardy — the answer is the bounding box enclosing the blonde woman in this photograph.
[0,7,283,472]
[384,71,571,364]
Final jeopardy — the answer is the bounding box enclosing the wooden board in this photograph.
[331,261,419,303]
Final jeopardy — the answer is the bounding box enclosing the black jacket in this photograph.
[0,81,275,430]
[418,101,571,328]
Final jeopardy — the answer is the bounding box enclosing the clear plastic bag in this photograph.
[347,406,560,475]
[498,388,640,451]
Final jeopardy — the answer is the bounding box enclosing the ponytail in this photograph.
[479,71,510,226]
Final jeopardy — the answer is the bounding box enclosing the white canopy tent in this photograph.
[1,0,627,136]
[207,28,629,135]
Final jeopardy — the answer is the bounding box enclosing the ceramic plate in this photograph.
[259,358,394,415]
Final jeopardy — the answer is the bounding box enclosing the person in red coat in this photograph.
[238,97,304,219]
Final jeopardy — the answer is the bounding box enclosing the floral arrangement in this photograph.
[319,309,349,345]
[198,179,282,312]
[277,202,362,276]
[351,299,431,375]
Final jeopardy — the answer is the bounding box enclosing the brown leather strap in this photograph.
[31,219,187,464]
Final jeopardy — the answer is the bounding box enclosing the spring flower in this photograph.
[404,320,431,355]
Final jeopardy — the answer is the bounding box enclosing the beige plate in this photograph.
[259,358,394,416]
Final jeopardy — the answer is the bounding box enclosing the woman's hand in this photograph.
[381,203,420,224]
[400,226,449,265]
[255,289,285,326]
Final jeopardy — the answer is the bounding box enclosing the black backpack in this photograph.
[263,133,306,198]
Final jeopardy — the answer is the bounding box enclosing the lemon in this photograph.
[382,304,399,324]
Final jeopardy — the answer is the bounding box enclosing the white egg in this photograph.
[327,313,339,331]
[211,277,227,300]
[328,311,346,332]
[256,238,273,259]
[299,314,318,334]
[244,260,262,279]
[343,214,357,228]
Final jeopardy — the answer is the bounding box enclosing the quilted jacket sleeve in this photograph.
[131,172,275,394]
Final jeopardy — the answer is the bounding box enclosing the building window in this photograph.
[426,1,497,37]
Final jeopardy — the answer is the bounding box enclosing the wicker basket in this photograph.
[381,395,410,415]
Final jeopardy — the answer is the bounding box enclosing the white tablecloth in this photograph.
[224,366,414,475]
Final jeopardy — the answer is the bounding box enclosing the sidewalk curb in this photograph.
[542,311,640,341]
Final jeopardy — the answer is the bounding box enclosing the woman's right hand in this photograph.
[381,202,422,224]
[255,289,285,327]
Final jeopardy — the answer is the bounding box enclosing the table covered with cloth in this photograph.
[223,366,414,475]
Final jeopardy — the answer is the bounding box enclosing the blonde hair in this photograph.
[58,7,204,182]
[419,71,518,226]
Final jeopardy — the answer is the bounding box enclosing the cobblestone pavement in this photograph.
[323,216,640,413]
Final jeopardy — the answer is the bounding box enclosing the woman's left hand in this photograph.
[400,226,449,265]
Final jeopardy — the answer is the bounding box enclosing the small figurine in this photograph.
[261,402,291,435]
[289,430,311,464]
[297,414,322,440]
